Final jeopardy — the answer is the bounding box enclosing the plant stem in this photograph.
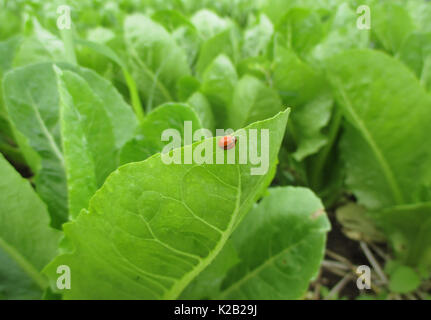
[123,69,145,124]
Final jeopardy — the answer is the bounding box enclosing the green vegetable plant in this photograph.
[1,0,430,300]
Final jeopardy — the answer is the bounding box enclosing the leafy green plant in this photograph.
[1,0,431,300]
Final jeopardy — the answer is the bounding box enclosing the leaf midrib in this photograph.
[334,77,405,205]
[218,232,311,299]
[0,236,47,290]
[26,90,65,167]
[163,165,242,299]
[166,155,275,299]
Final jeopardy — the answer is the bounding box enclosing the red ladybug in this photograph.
[218,135,237,150]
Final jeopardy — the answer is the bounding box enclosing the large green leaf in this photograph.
[183,186,330,299]
[219,187,329,299]
[56,67,118,219]
[3,63,68,228]
[0,36,42,169]
[0,154,61,299]
[69,66,138,149]
[43,109,290,299]
[327,50,431,209]
[3,63,137,226]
